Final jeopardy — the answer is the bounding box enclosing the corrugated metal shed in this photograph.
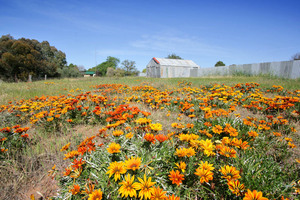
[146,57,200,78]
[155,58,199,68]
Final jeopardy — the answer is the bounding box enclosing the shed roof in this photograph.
[85,71,95,75]
[153,57,199,68]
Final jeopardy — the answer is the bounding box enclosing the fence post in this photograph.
[45,75,47,80]
[28,74,32,82]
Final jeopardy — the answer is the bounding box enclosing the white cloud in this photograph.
[131,32,231,57]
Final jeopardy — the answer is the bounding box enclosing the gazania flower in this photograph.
[88,189,103,200]
[199,139,216,156]
[107,142,121,154]
[144,133,156,144]
[185,147,196,157]
[167,194,180,200]
[212,125,223,134]
[175,161,186,173]
[135,174,156,200]
[198,161,214,171]
[243,189,268,200]
[112,130,124,137]
[149,123,162,131]
[125,156,142,171]
[106,161,127,181]
[175,148,187,157]
[194,168,214,183]
[150,186,167,200]
[155,134,168,143]
[219,165,241,181]
[168,170,184,186]
[118,174,139,198]
[64,150,80,160]
[60,143,71,151]
[69,184,80,195]
[248,131,258,138]
[126,132,134,139]
[218,145,237,158]
[228,180,245,196]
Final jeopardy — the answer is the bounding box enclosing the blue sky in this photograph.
[1,0,300,71]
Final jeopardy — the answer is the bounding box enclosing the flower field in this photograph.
[0,78,300,199]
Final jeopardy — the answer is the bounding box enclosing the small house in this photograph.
[146,57,200,78]
[84,71,96,77]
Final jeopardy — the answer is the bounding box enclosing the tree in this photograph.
[88,56,120,76]
[57,63,82,78]
[142,68,147,73]
[291,53,300,60]
[121,60,138,76]
[214,61,226,67]
[0,34,67,81]
[166,53,182,59]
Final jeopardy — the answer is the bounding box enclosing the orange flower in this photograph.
[125,156,142,171]
[175,148,187,157]
[155,134,168,143]
[60,143,71,152]
[69,184,80,195]
[150,186,167,200]
[228,180,245,196]
[194,168,214,183]
[243,189,268,200]
[167,194,180,200]
[112,130,124,137]
[218,145,237,158]
[168,170,184,186]
[219,165,241,181]
[144,133,156,144]
[248,131,258,138]
[212,125,223,134]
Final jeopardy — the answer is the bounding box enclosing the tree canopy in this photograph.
[121,59,138,76]
[166,53,182,59]
[88,56,120,76]
[214,61,226,67]
[0,34,67,81]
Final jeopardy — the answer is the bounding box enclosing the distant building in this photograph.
[83,71,96,77]
[146,57,200,78]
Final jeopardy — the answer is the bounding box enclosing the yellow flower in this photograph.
[125,156,142,171]
[118,174,139,198]
[88,189,103,200]
[112,130,124,137]
[174,148,187,157]
[185,147,196,157]
[198,161,214,171]
[175,161,186,173]
[126,132,134,139]
[149,123,163,131]
[107,142,121,154]
[106,161,127,182]
[135,174,156,200]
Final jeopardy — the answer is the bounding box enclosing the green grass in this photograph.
[1,76,299,105]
